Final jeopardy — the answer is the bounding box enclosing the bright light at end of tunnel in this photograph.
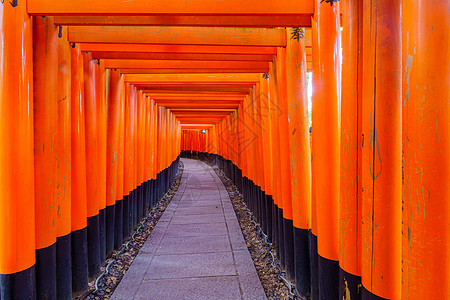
[340,27,343,31]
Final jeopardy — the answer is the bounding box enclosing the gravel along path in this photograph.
[78,161,184,300]
[210,164,292,300]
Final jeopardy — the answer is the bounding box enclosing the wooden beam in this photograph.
[142,86,251,93]
[68,26,286,47]
[54,15,311,27]
[124,73,261,84]
[92,52,274,61]
[81,44,278,55]
[27,0,314,16]
[119,69,264,74]
[99,52,274,61]
[151,95,244,100]
[105,60,269,70]
[144,91,247,97]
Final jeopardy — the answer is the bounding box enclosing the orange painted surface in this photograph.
[339,0,363,277]
[104,60,269,71]
[402,0,450,298]
[310,15,319,237]
[57,25,72,238]
[95,52,274,62]
[361,0,402,298]
[123,73,260,84]
[97,60,107,211]
[54,15,311,28]
[120,68,269,75]
[276,47,293,221]
[27,0,314,16]
[106,70,121,207]
[81,44,278,55]
[269,61,282,207]
[286,28,311,230]
[137,91,146,185]
[314,0,341,262]
[33,16,58,250]
[68,26,286,47]
[84,52,99,218]
[144,97,153,182]
[70,44,88,232]
[259,76,273,196]
[116,75,125,198]
[0,0,35,274]
[131,86,138,190]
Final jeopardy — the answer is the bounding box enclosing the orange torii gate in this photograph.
[0,0,448,299]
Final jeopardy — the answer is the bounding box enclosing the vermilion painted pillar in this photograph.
[0,1,35,298]
[83,52,101,280]
[33,16,59,299]
[144,97,153,210]
[96,60,107,263]
[106,69,121,255]
[56,25,73,300]
[276,46,295,281]
[114,75,125,249]
[259,76,274,240]
[269,61,283,259]
[402,0,449,298]
[310,14,320,300]
[361,0,402,298]
[285,27,311,297]
[339,0,363,297]
[123,83,135,238]
[315,0,341,298]
[70,43,89,297]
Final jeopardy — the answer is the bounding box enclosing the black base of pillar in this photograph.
[277,208,285,267]
[87,214,101,280]
[0,265,36,299]
[56,233,72,300]
[71,227,88,297]
[272,202,278,247]
[339,268,362,300]
[105,204,115,256]
[294,227,311,298]
[122,194,130,239]
[36,243,57,300]
[283,218,295,282]
[310,232,319,300]
[318,255,339,300]
[99,208,106,262]
[114,199,123,249]
[361,285,388,300]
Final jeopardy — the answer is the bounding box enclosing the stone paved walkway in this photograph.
[112,158,267,300]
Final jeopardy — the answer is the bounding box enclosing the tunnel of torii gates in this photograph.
[0,0,448,299]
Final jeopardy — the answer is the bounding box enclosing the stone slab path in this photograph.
[112,158,267,300]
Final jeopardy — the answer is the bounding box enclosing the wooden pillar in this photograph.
[310,13,320,300]
[285,27,312,297]
[33,16,59,299]
[114,76,125,249]
[83,51,101,280]
[276,46,295,280]
[269,61,283,260]
[0,1,36,297]
[96,60,107,263]
[106,69,121,255]
[70,43,89,297]
[314,0,341,298]
[361,0,402,298]
[339,0,363,297]
[402,0,449,298]
[56,25,73,299]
